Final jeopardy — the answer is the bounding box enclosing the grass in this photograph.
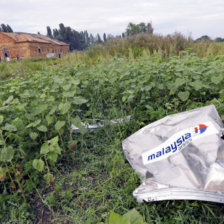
[84,33,224,60]
[0,35,224,223]
[0,57,59,79]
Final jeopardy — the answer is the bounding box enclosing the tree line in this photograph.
[46,23,123,51]
[46,22,153,51]
[195,35,224,42]
[47,23,105,51]
[0,24,13,32]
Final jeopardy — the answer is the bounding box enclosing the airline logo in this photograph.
[194,124,207,134]
[142,121,218,165]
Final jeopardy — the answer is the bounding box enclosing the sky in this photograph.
[0,0,224,39]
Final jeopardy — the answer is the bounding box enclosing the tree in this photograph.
[1,24,7,32]
[89,34,94,45]
[47,26,53,38]
[83,31,90,45]
[47,24,92,51]
[59,23,66,39]
[195,35,211,42]
[0,24,13,32]
[147,22,153,34]
[53,29,59,38]
[215,37,224,42]
[46,23,120,50]
[96,34,102,43]
[125,22,153,36]
[103,33,107,42]
[6,25,13,32]
[107,34,115,40]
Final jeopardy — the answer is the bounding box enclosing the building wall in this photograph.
[28,43,69,59]
[0,42,32,60]
[0,33,15,61]
[0,33,69,61]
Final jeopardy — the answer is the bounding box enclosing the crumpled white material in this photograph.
[122,105,224,203]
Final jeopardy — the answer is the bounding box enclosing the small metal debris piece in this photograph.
[71,115,131,133]
[122,105,224,203]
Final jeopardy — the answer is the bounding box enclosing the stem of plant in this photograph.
[67,112,73,141]
[5,163,15,188]
[58,131,66,150]
[44,155,50,172]
[28,173,54,214]
[10,160,27,202]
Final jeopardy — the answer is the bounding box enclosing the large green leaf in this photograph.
[49,137,61,155]
[2,124,17,132]
[47,152,58,163]
[40,137,61,158]
[29,132,38,140]
[175,78,186,87]
[44,173,54,183]
[40,142,49,155]
[26,119,41,128]
[0,147,14,162]
[46,115,53,126]
[109,211,130,224]
[0,115,3,125]
[50,136,59,145]
[55,121,65,131]
[73,96,88,105]
[63,91,76,98]
[58,102,71,114]
[37,125,48,132]
[62,83,71,91]
[3,96,14,105]
[123,209,146,224]
[33,159,45,172]
[190,80,203,91]
[72,80,80,86]
[33,104,48,115]
[49,106,57,115]
[211,75,223,85]
[178,91,190,101]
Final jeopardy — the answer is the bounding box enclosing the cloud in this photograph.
[0,0,224,38]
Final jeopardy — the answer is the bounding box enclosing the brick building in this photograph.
[0,32,69,61]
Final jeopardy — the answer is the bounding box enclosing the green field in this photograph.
[0,40,224,223]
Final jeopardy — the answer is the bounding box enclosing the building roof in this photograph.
[0,32,69,46]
